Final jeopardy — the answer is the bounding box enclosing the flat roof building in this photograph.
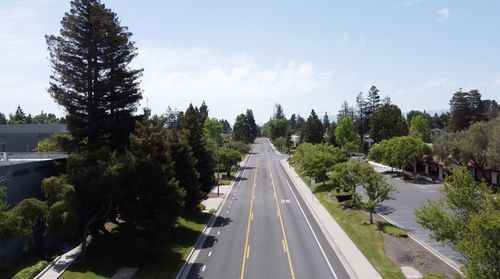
[0,124,67,152]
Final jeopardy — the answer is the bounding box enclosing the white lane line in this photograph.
[201,265,206,272]
[231,201,233,204]
[217,231,220,235]
[208,251,212,257]
[229,205,231,209]
[284,178,339,279]
[226,210,229,214]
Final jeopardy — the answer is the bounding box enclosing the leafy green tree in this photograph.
[35,134,74,152]
[32,111,60,124]
[204,117,223,145]
[433,117,500,183]
[337,100,354,121]
[368,139,398,171]
[46,0,142,150]
[410,115,431,142]
[407,110,431,125]
[42,176,79,238]
[296,114,305,131]
[182,104,216,196]
[369,104,408,142]
[335,116,359,153]
[289,114,297,131]
[355,92,369,138]
[273,103,286,120]
[415,167,500,278]
[324,122,336,146]
[273,137,288,152]
[0,187,47,250]
[330,161,395,223]
[219,119,232,134]
[295,143,346,184]
[216,147,242,176]
[391,136,429,177]
[224,140,250,155]
[322,112,330,132]
[301,109,324,144]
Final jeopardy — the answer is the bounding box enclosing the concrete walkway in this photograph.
[35,245,81,279]
[280,160,381,279]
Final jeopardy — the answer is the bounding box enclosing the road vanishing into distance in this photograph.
[185,138,350,279]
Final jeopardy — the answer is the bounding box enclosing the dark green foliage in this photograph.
[216,147,242,176]
[416,167,500,278]
[46,0,142,150]
[448,89,487,131]
[199,101,209,125]
[369,104,408,142]
[301,109,324,144]
[0,187,47,250]
[0,112,6,124]
[322,112,330,132]
[233,113,250,143]
[8,105,27,124]
[289,114,297,131]
[296,114,305,131]
[366,85,382,118]
[406,110,431,126]
[164,106,184,130]
[294,143,347,183]
[219,119,232,133]
[42,177,79,238]
[182,104,216,197]
[335,116,360,154]
[32,111,61,124]
[124,115,185,240]
[355,92,369,137]
[409,115,431,143]
[34,134,75,153]
[168,130,201,211]
[262,104,290,141]
[246,109,258,142]
[224,140,250,155]
[337,100,354,121]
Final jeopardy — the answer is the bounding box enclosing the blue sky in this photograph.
[1,0,499,123]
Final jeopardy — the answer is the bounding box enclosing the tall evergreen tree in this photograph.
[289,114,297,131]
[246,109,258,142]
[355,92,369,137]
[182,104,216,196]
[296,114,305,131]
[322,112,330,132]
[199,100,209,125]
[0,113,7,124]
[233,113,249,143]
[337,100,354,121]
[273,103,286,120]
[46,0,142,150]
[448,89,487,131]
[366,85,382,117]
[9,105,27,124]
[301,109,323,144]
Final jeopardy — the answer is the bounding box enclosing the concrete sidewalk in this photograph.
[35,245,81,279]
[280,160,381,279]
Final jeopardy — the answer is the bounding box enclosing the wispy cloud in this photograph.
[436,8,450,22]
[422,78,455,88]
[401,0,425,7]
[340,32,366,49]
[133,46,335,121]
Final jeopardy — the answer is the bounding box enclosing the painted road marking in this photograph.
[268,159,295,279]
[246,245,250,259]
[282,239,287,253]
[208,251,212,257]
[281,199,291,204]
[201,265,206,272]
[282,173,338,279]
[251,213,254,220]
[217,230,220,235]
[240,167,258,279]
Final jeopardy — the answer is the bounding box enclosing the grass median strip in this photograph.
[292,165,404,279]
[59,211,211,279]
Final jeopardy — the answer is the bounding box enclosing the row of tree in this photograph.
[0,106,65,125]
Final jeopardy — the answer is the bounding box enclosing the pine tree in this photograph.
[355,92,368,137]
[301,109,323,144]
[296,114,305,130]
[9,105,27,124]
[182,104,216,196]
[246,109,257,142]
[46,0,142,150]
[273,103,286,120]
[337,100,354,121]
[289,114,297,131]
[365,86,381,123]
[369,104,409,142]
[199,100,209,125]
[322,112,330,132]
[0,113,7,124]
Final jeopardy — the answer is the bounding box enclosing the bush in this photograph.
[12,260,48,279]
[209,208,216,214]
[378,222,408,238]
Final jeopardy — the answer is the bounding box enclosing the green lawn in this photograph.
[60,211,211,279]
[1,256,49,279]
[293,164,404,279]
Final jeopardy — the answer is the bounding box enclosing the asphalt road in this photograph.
[186,138,350,279]
[367,163,463,269]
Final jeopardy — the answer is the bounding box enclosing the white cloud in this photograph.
[436,8,450,22]
[422,78,455,88]
[493,77,500,88]
[401,0,424,7]
[133,46,335,121]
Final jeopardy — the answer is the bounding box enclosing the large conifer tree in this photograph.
[46,0,142,150]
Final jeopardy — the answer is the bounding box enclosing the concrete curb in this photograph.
[35,245,81,279]
[176,153,250,279]
[280,160,382,279]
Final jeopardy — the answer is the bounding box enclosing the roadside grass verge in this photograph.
[378,222,408,238]
[292,164,404,279]
[60,211,211,279]
[1,256,49,279]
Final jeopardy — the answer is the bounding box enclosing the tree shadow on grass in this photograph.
[65,211,212,279]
